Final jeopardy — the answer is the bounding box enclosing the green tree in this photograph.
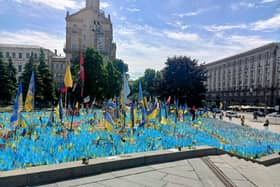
[6,57,17,103]
[38,48,56,106]
[84,48,107,100]
[160,56,206,106]
[112,59,128,73]
[20,53,44,108]
[104,61,122,98]
[0,53,9,105]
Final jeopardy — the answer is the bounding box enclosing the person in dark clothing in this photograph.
[191,106,196,121]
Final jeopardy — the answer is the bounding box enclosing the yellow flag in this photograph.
[64,64,73,88]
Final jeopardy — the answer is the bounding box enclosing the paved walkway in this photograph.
[40,154,280,187]
[218,112,280,134]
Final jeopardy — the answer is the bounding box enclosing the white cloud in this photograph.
[100,2,111,9]
[174,10,202,18]
[14,0,83,10]
[204,24,248,32]
[0,30,65,55]
[204,14,280,32]
[252,14,280,30]
[230,2,256,10]
[167,21,189,30]
[261,0,279,3]
[164,31,200,42]
[126,8,141,12]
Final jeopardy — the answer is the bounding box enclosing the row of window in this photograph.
[0,51,38,59]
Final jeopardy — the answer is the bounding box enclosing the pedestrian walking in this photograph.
[241,115,245,126]
[264,119,269,130]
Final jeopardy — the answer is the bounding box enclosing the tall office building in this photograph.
[64,0,116,61]
[204,43,280,106]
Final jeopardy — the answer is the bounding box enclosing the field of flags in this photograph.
[0,53,279,171]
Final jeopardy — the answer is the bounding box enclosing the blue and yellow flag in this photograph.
[24,71,35,112]
[10,82,23,128]
[146,104,159,121]
[55,96,63,121]
[104,112,115,132]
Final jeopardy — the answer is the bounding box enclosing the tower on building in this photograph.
[64,0,116,61]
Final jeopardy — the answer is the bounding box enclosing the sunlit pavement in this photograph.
[220,112,280,134]
[39,155,280,187]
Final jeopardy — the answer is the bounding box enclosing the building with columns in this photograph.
[204,43,280,107]
[64,0,116,61]
[0,44,67,86]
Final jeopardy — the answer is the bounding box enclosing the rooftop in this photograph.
[0,43,44,49]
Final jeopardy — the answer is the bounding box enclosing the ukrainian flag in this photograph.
[55,96,63,121]
[103,112,115,132]
[24,71,35,112]
[146,105,159,121]
[10,82,23,128]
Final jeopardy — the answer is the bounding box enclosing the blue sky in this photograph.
[0,0,279,79]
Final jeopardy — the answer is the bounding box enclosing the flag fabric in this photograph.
[146,104,159,121]
[122,73,130,105]
[64,63,73,88]
[24,71,35,112]
[55,96,63,121]
[143,96,149,110]
[167,96,171,105]
[130,102,135,129]
[103,112,115,132]
[138,81,143,103]
[60,83,67,93]
[10,82,23,128]
[47,109,54,126]
[20,113,28,128]
[80,52,85,96]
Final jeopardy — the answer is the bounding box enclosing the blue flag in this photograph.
[130,102,135,129]
[10,82,23,128]
[138,81,143,103]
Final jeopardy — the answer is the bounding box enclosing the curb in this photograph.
[0,146,279,187]
[0,146,222,187]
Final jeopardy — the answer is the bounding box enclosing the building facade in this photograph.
[64,0,116,61]
[204,43,280,107]
[0,44,66,87]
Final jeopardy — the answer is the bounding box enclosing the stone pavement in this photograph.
[39,155,280,187]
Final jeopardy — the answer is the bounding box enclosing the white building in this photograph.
[0,44,66,86]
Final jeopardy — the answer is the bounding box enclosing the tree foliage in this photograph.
[20,51,56,108]
[6,58,17,103]
[38,48,56,106]
[0,54,9,105]
[160,56,206,105]
[130,56,206,106]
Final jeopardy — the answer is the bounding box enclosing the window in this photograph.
[19,53,22,59]
[26,53,30,58]
[6,52,10,58]
[18,65,22,73]
[12,52,16,58]
[0,52,2,57]
[34,53,38,59]
[61,64,63,70]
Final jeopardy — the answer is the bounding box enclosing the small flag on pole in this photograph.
[10,82,23,128]
[24,71,35,112]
